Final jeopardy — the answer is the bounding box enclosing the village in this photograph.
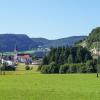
[0,46,44,72]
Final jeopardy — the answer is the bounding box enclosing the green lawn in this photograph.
[0,65,100,100]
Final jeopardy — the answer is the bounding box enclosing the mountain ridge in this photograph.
[0,34,87,52]
[32,36,87,48]
[0,34,39,52]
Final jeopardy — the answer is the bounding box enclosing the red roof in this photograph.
[18,55,30,59]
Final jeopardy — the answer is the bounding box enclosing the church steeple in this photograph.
[14,44,18,64]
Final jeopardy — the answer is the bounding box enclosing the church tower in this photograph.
[14,44,18,64]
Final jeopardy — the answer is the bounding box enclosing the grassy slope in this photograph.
[0,65,100,100]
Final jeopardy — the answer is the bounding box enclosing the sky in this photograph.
[0,0,100,39]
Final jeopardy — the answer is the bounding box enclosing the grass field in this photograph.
[0,64,100,100]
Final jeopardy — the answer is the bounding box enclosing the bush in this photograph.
[59,63,88,74]
[1,62,16,71]
[41,65,50,74]
[25,65,30,70]
[37,65,42,71]
[59,64,69,74]
[68,64,77,73]
[97,64,100,72]
[4,66,16,71]
[41,62,59,74]
[92,59,97,73]
[78,64,87,73]
[49,62,59,73]
[40,61,97,74]
[86,60,94,73]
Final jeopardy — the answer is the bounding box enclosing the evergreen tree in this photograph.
[68,54,73,64]
[43,56,49,65]
[64,47,70,63]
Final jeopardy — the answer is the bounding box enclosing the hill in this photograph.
[86,27,100,48]
[77,27,100,49]
[0,34,86,52]
[32,36,87,48]
[0,34,39,52]
[32,38,49,45]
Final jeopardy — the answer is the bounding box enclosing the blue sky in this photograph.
[0,0,100,39]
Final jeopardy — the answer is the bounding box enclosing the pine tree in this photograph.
[43,56,49,65]
[68,54,73,64]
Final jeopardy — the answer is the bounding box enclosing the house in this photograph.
[17,54,32,63]
[32,59,43,65]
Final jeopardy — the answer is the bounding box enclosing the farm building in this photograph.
[17,54,32,63]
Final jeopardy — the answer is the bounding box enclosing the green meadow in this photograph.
[0,64,100,100]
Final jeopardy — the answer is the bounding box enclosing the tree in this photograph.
[59,64,69,74]
[58,53,64,65]
[86,60,94,73]
[42,46,93,74]
[87,27,100,48]
[41,62,59,74]
[49,62,59,73]
[43,56,49,65]
[70,47,77,63]
[64,48,70,63]
[68,54,73,64]
[98,56,100,64]
[76,47,82,62]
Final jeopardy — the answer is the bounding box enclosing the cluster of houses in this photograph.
[0,44,51,70]
[0,46,43,69]
[17,54,32,63]
[0,53,33,67]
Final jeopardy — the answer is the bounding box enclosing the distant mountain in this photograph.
[0,34,39,52]
[32,38,49,45]
[32,36,87,48]
[0,34,87,52]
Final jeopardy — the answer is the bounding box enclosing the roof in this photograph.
[18,55,30,59]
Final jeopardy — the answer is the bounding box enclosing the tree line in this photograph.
[38,46,99,74]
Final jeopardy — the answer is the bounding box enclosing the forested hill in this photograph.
[77,27,100,49]
[86,27,100,47]
[32,36,87,48]
[0,34,86,52]
[0,34,39,52]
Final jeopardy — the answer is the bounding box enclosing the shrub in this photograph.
[5,66,16,71]
[78,64,87,73]
[40,61,97,74]
[97,64,100,72]
[41,65,49,74]
[37,65,42,71]
[41,62,59,74]
[25,65,30,70]
[68,64,77,73]
[92,59,97,73]
[86,60,94,73]
[1,62,16,71]
[59,63,88,73]
[59,64,69,74]
[49,62,59,73]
